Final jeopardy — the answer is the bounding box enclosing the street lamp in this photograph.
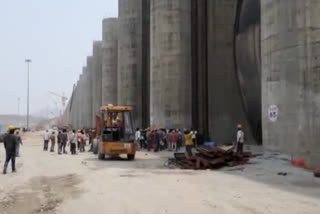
[17,97,21,127]
[25,59,32,131]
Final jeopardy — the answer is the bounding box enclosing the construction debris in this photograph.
[169,146,257,170]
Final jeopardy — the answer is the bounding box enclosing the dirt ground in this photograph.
[0,132,319,214]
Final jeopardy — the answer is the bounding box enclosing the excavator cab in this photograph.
[97,105,136,160]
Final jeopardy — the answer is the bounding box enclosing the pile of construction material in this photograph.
[169,146,255,170]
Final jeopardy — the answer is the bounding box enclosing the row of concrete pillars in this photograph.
[64,0,320,167]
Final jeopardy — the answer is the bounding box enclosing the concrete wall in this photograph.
[150,0,192,129]
[207,0,254,144]
[92,41,103,124]
[102,18,118,106]
[261,0,320,167]
[118,0,143,128]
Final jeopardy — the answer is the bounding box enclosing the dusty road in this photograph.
[0,132,319,214]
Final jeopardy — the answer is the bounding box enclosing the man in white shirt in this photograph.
[69,130,77,155]
[236,124,245,154]
[43,130,50,151]
[135,128,141,150]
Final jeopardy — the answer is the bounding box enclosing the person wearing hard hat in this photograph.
[236,124,245,154]
[3,125,19,174]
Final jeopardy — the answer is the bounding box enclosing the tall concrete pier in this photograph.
[82,66,91,128]
[86,56,93,128]
[92,41,103,123]
[118,0,143,127]
[261,0,320,167]
[70,84,76,128]
[75,80,80,128]
[102,18,118,106]
[150,0,192,129]
[86,56,94,127]
[78,73,84,128]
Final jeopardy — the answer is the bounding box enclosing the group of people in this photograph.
[135,124,245,155]
[2,125,23,174]
[43,129,93,155]
[1,123,245,175]
[135,128,200,154]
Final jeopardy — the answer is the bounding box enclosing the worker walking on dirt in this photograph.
[60,129,68,154]
[236,124,245,154]
[3,125,19,174]
[57,131,62,154]
[79,130,86,152]
[69,130,77,155]
[76,130,82,151]
[43,130,50,151]
[15,130,23,157]
[50,131,56,152]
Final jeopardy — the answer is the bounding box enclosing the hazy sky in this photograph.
[0,0,118,116]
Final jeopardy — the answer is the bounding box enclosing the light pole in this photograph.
[25,59,32,131]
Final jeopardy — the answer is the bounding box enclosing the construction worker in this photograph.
[50,131,56,152]
[3,125,19,174]
[135,128,141,151]
[61,129,68,154]
[236,124,245,154]
[69,130,77,155]
[171,130,178,152]
[76,130,81,151]
[15,130,23,157]
[154,129,160,152]
[89,129,96,152]
[184,129,194,157]
[57,131,62,154]
[79,130,85,152]
[43,130,50,151]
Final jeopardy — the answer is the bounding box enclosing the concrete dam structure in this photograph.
[63,0,320,167]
